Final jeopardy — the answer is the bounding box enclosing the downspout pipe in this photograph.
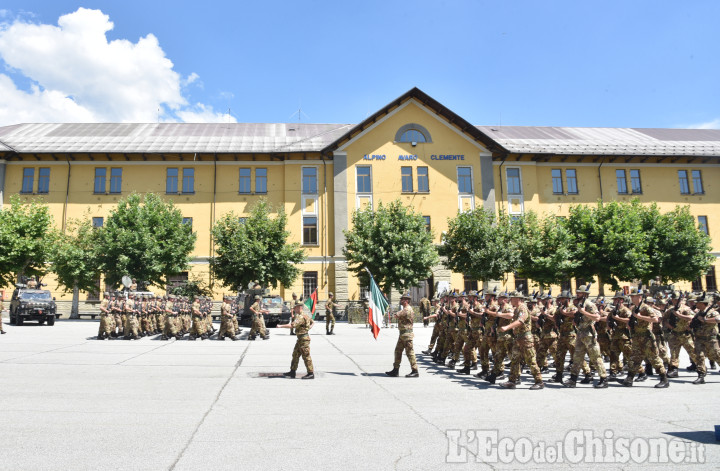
[598,156,605,201]
[63,157,71,233]
[321,154,328,293]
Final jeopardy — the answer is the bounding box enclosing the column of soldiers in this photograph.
[420,285,720,388]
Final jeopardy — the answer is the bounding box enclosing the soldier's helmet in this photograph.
[103,292,109,297]
[557,290,571,299]
[498,291,509,299]
[508,290,524,299]
[400,292,412,300]
[656,298,668,306]
[293,300,305,308]
[644,296,656,304]
[628,287,642,297]
[469,290,478,297]
[328,292,333,297]
[254,295,261,300]
[612,291,625,299]
[575,284,591,296]
[695,293,709,305]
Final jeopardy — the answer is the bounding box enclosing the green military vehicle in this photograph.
[9,285,58,326]
[237,287,291,328]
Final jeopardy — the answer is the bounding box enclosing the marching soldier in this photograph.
[618,289,669,388]
[449,293,471,369]
[385,292,419,378]
[535,292,558,374]
[499,291,544,390]
[325,292,337,335]
[189,295,208,340]
[280,300,315,379]
[551,290,591,383]
[484,292,514,384]
[607,292,632,380]
[664,292,698,378]
[1,295,6,334]
[562,285,609,388]
[441,293,461,367]
[97,292,114,340]
[161,295,181,340]
[689,293,720,384]
[476,289,499,379]
[422,298,441,354]
[124,293,139,340]
[420,295,431,328]
[248,295,269,340]
[458,291,483,374]
[218,295,238,340]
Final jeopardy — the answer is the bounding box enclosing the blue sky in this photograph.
[0,1,718,128]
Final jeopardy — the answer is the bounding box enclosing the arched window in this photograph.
[395,123,432,143]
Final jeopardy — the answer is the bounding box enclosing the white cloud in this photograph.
[690,118,720,130]
[176,103,235,123]
[0,8,234,125]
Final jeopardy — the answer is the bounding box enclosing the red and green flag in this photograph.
[304,288,318,319]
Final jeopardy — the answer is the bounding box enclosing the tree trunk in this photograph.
[70,283,80,319]
[597,275,605,296]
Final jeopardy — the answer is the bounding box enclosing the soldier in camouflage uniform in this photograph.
[476,290,499,379]
[440,294,460,365]
[562,285,608,388]
[499,291,544,390]
[420,295,431,328]
[124,294,139,340]
[689,293,720,384]
[535,293,558,373]
[325,292,337,335]
[449,293,471,369]
[385,292,419,378]
[111,293,124,337]
[97,292,114,340]
[430,294,451,363]
[458,291,483,374]
[189,295,208,340]
[650,298,671,375]
[663,292,698,378]
[248,295,269,340]
[595,297,611,360]
[218,295,238,340]
[281,300,315,379]
[422,298,441,354]
[607,292,632,380]
[484,292,514,384]
[161,295,180,340]
[618,290,669,388]
[0,296,5,334]
[551,290,590,383]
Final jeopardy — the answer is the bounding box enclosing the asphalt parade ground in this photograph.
[0,318,718,471]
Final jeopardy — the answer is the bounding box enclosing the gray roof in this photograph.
[0,122,354,154]
[477,126,720,156]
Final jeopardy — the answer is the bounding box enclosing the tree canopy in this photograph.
[0,195,56,286]
[94,193,196,289]
[210,199,305,292]
[343,200,438,294]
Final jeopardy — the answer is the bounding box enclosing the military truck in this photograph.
[237,287,291,328]
[9,285,58,326]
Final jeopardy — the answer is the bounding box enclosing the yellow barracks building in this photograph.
[1,87,719,304]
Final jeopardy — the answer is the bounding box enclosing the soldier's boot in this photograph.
[485,373,497,384]
[476,366,489,379]
[500,380,516,389]
[654,373,669,388]
[97,334,104,340]
[686,362,697,371]
[645,362,654,377]
[594,377,609,389]
[188,335,197,341]
[496,373,506,381]
[470,362,478,371]
[666,367,679,378]
[405,369,419,378]
[580,372,593,384]
[608,371,618,380]
[692,374,705,385]
[283,371,296,378]
[446,359,456,369]
[635,371,648,382]
[710,360,717,369]
[262,335,270,340]
[565,361,573,372]
[248,335,256,341]
[540,365,549,373]
[200,334,209,340]
[549,372,563,383]
[302,372,315,380]
[385,367,399,377]
[326,328,330,335]
[562,374,578,388]
[161,335,169,341]
[456,365,471,375]
[422,348,432,355]
[330,326,335,335]
[530,381,544,390]
[621,374,635,387]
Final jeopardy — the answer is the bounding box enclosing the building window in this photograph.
[566,169,578,194]
[514,273,528,295]
[692,170,704,194]
[302,167,317,194]
[692,277,703,291]
[551,169,563,194]
[109,168,122,194]
[302,271,318,299]
[303,216,318,245]
[166,168,178,194]
[92,217,104,228]
[395,123,432,143]
[561,279,572,292]
[706,267,717,291]
[167,272,189,291]
[506,168,521,195]
[255,168,267,194]
[182,168,194,194]
[698,216,709,235]
[357,166,372,193]
[182,217,193,230]
[399,129,426,143]
[630,169,642,194]
[423,216,431,233]
[239,168,251,194]
[21,168,34,194]
[457,167,473,194]
[401,167,413,193]
[94,168,106,194]
[678,170,690,194]
[616,169,627,194]
[417,166,429,193]
[37,168,50,194]
[463,275,478,293]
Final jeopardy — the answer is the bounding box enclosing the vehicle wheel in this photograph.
[47,316,55,326]
[38,319,45,325]
[9,315,15,325]
[16,316,23,326]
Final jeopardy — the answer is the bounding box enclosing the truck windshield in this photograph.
[19,292,52,301]
[263,297,284,308]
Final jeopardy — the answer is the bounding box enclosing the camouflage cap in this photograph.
[498,291,509,298]
[695,293,710,304]
[468,290,478,297]
[400,292,412,300]
[508,290,525,299]
[612,291,625,299]
[644,296,656,304]
[328,292,333,297]
[293,300,304,308]
[628,288,642,296]
[254,295,261,300]
[656,298,668,306]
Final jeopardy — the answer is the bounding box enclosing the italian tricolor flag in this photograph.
[365,268,388,339]
[304,288,318,319]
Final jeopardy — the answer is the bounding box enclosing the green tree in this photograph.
[640,204,714,284]
[514,211,578,290]
[51,217,102,318]
[95,193,197,289]
[0,195,57,286]
[167,274,213,298]
[210,199,305,292]
[343,200,438,294]
[567,199,650,293]
[440,208,517,288]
